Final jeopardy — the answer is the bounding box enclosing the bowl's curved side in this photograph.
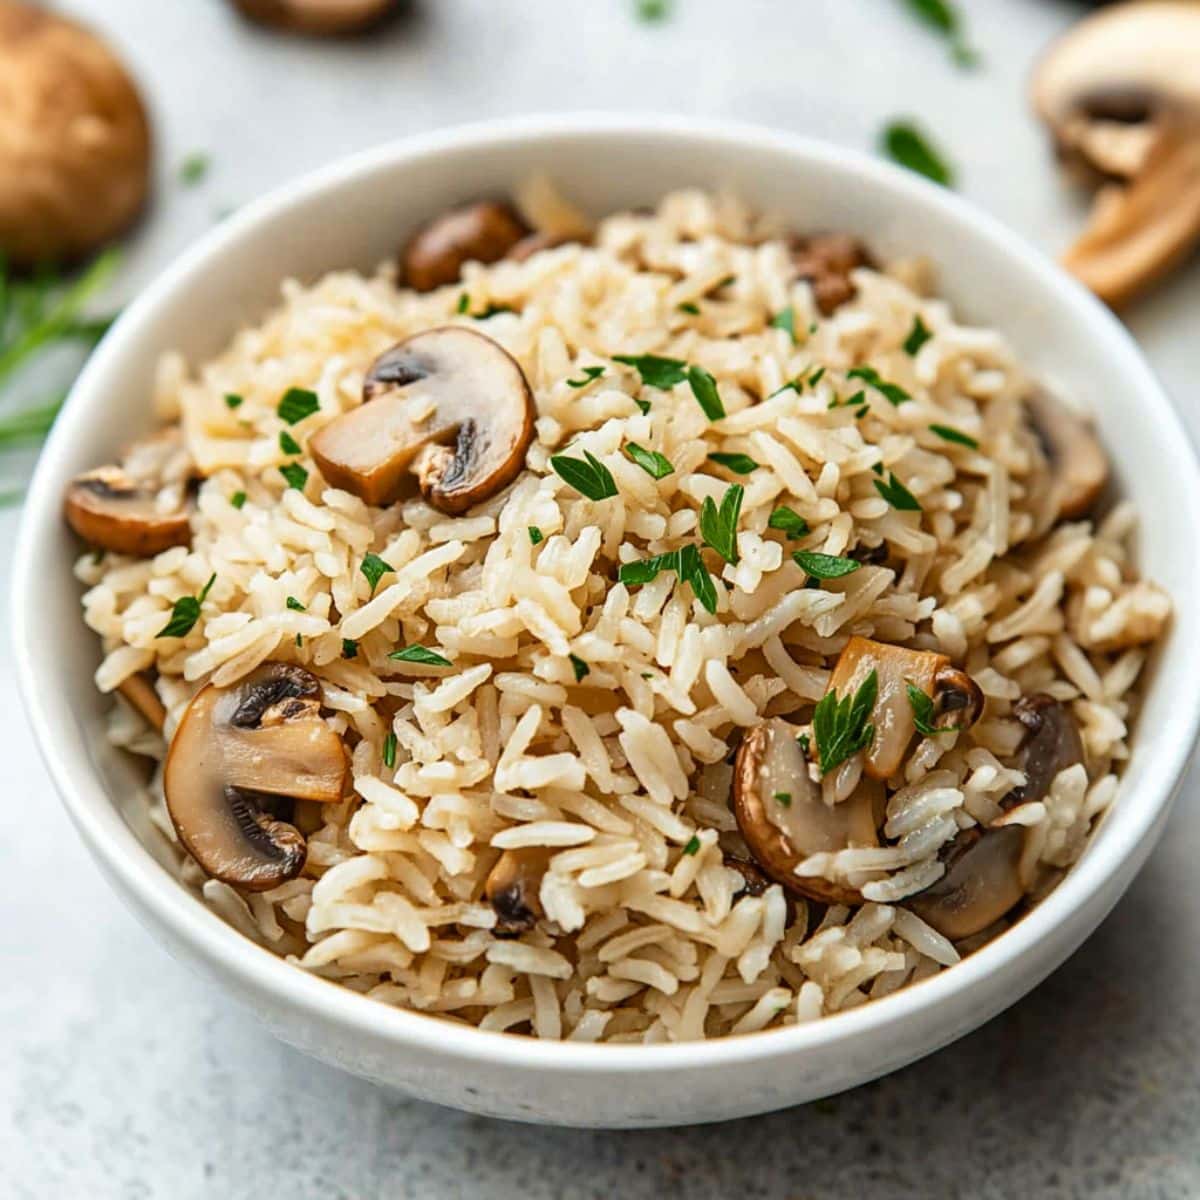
[14,114,1200,1127]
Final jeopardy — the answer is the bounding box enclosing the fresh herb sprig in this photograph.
[550,449,618,501]
[618,544,718,614]
[156,573,217,639]
[793,550,861,580]
[390,644,453,667]
[625,442,674,480]
[881,121,955,187]
[699,483,744,566]
[813,670,878,775]
[874,470,922,512]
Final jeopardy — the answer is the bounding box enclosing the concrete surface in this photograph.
[3,1,1199,1196]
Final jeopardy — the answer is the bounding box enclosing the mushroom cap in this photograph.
[484,847,550,936]
[733,717,879,904]
[401,201,529,292]
[230,0,397,36]
[309,326,536,513]
[64,466,192,557]
[0,2,150,266]
[1007,693,1086,806]
[1027,388,1109,521]
[164,663,349,892]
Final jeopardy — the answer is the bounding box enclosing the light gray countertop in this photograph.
[4,2,1200,1196]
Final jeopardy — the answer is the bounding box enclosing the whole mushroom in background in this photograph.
[230,0,398,36]
[0,1,151,267]
[1032,0,1200,306]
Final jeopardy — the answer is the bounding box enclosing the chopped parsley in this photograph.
[279,430,302,456]
[567,365,606,388]
[224,393,244,409]
[550,449,618,501]
[770,306,797,343]
[874,470,923,512]
[625,442,675,480]
[569,654,590,682]
[687,365,725,421]
[389,644,453,667]
[792,550,862,580]
[156,573,216,639]
[907,681,965,736]
[768,506,809,539]
[473,303,514,320]
[230,490,247,509]
[930,423,979,450]
[901,0,978,67]
[456,292,470,314]
[613,353,688,390]
[341,638,359,659]
[278,462,308,490]
[359,552,394,596]
[813,670,878,776]
[528,526,545,546]
[295,633,303,649]
[798,732,811,756]
[179,152,210,186]
[286,596,305,611]
[682,834,701,856]
[773,792,792,807]
[903,314,933,356]
[806,366,827,388]
[677,301,700,315]
[382,731,397,769]
[618,545,718,614]
[634,398,651,416]
[707,451,758,475]
[277,387,319,425]
[829,388,866,412]
[847,365,911,406]
[699,483,744,566]
[881,120,955,187]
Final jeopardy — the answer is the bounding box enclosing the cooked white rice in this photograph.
[77,187,1169,1042]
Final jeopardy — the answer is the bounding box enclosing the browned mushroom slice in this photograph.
[117,671,166,732]
[1031,2,1200,305]
[164,663,349,892]
[309,327,535,513]
[231,0,396,36]
[484,847,550,935]
[791,233,872,315]
[826,636,984,780]
[907,825,1026,941]
[401,201,530,292]
[1027,389,1109,521]
[1006,694,1086,806]
[733,717,880,904]
[64,466,191,556]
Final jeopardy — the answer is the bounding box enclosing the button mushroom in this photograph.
[164,663,349,892]
[1027,388,1109,522]
[1031,1,1200,305]
[0,2,151,267]
[484,848,550,936]
[309,327,535,513]
[826,636,984,780]
[230,0,397,36]
[64,429,192,556]
[1006,693,1086,807]
[790,233,871,315]
[401,201,530,293]
[733,717,882,904]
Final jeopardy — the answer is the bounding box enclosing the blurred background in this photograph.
[3,2,1199,1197]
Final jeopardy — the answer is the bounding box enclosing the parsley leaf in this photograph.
[389,644,453,667]
[847,365,911,406]
[881,120,955,187]
[473,303,514,319]
[550,449,618,501]
[708,451,758,475]
[224,393,244,409]
[279,430,302,455]
[634,398,651,415]
[903,315,933,356]
[179,152,210,186]
[773,792,792,807]
[613,353,688,390]
[770,306,797,343]
[682,834,701,856]
[768,506,809,539]
[286,596,305,611]
[618,550,681,587]
[813,669,878,775]
[699,483,744,566]
[687,364,725,421]
[677,301,700,315]
[569,654,590,682]
[359,552,393,596]
[901,0,978,67]
[156,573,216,639]
[625,442,675,480]
[528,526,545,545]
[874,470,923,512]
[792,550,862,580]
[230,490,247,510]
[382,730,397,769]
[567,365,606,388]
[456,292,470,314]
[906,681,965,736]
[279,462,308,490]
[277,387,319,425]
[618,545,717,614]
[929,423,979,450]
[341,638,359,659]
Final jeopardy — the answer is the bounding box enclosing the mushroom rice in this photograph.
[69,185,1170,1042]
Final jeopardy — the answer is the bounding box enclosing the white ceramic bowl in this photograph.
[13,115,1200,1128]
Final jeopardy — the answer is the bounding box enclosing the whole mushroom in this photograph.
[0,2,151,266]
[401,201,530,292]
[1031,1,1200,305]
[231,0,397,36]
[164,663,349,891]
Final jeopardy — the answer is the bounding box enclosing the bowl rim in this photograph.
[14,111,1200,1074]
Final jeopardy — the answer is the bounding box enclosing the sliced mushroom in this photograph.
[1006,693,1086,806]
[790,233,871,315]
[230,0,397,36]
[117,671,166,732]
[309,327,535,513]
[401,201,529,292]
[1027,388,1109,522]
[733,717,880,904]
[1031,2,1200,305]
[826,636,984,780]
[164,663,349,892]
[485,848,550,936]
[64,429,193,556]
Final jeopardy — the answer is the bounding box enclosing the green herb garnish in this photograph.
[901,0,978,67]
[903,315,933,356]
[279,463,308,490]
[456,292,470,314]
[618,545,718,614]
[798,732,811,755]
[881,120,955,187]
[277,387,319,425]
[699,483,744,566]
[286,596,306,611]
[682,834,701,856]
[906,681,965,736]
[874,470,922,512]
[813,670,878,775]
[473,303,514,319]
[156,573,216,639]
[179,152,210,186]
[382,731,397,769]
[359,552,393,596]
[634,398,651,416]
[848,365,911,406]
[230,491,247,510]
[528,526,545,545]
[770,306,797,343]
[677,301,700,316]
[224,393,244,410]
[550,449,618,501]
[279,430,302,456]
[929,423,979,450]
[708,451,758,475]
[613,353,688,390]
[341,638,358,659]
[768,506,809,539]
[687,365,725,421]
[625,442,675,480]
[773,792,792,807]
[567,365,606,388]
[389,644,453,667]
[569,654,590,682]
[792,550,861,580]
